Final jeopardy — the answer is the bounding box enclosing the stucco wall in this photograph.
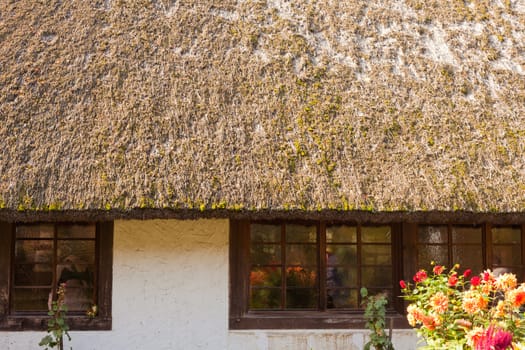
[0,219,418,349]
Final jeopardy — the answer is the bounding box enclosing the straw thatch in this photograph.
[1,0,524,221]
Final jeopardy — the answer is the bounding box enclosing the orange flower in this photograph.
[493,300,506,318]
[430,291,449,313]
[407,304,425,327]
[433,265,444,275]
[462,290,488,314]
[495,273,517,292]
[507,287,525,307]
[466,327,485,348]
[421,313,441,331]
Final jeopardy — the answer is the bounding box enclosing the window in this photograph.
[231,220,525,329]
[0,222,113,331]
[230,220,404,329]
[403,223,525,281]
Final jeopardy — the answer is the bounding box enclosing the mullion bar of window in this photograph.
[482,223,489,269]
[281,224,286,310]
[319,222,326,311]
[356,225,362,305]
[447,224,453,267]
[521,224,525,275]
[52,225,58,302]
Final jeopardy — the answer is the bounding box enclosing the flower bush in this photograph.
[400,263,525,349]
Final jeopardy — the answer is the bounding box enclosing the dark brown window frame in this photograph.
[231,220,525,330]
[229,220,406,329]
[402,223,525,284]
[0,221,113,331]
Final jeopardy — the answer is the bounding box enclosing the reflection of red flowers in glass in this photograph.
[463,269,472,278]
[250,270,267,286]
[400,280,407,289]
[433,265,444,275]
[470,276,481,286]
[448,274,458,286]
[413,270,428,283]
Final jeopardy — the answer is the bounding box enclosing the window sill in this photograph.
[229,311,409,330]
[0,315,111,331]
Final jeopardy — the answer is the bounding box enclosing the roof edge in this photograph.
[1,209,525,225]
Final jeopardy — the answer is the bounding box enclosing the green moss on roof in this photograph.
[0,0,525,214]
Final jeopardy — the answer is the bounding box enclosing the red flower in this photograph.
[483,271,491,281]
[448,274,458,286]
[433,265,444,275]
[463,269,472,278]
[470,276,481,286]
[413,270,428,283]
[399,280,407,289]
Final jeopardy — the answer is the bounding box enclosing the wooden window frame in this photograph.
[0,222,113,331]
[402,223,525,284]
[229,220,407,329]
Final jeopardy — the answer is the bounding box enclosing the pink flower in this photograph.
[474,325,513,350]
[463,269,472,278]
[399,280,407,289]
[413,270,427,283]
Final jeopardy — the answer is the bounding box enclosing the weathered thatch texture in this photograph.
[1,0,524,217]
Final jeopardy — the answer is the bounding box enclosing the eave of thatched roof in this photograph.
[1,0,525,220]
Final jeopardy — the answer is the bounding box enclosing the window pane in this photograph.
[327,245,357,265]
[12,288,51,311]
[56,241,95,293]
[362,226,391,243]
[493,245,522,266]
[361,245,391,265]
[14,264,53,286]
[419,226,448,243]
[362,267,392,288]
[365,289,393,308]
[286,267,317,287]
[327,266,357,287]
[251,224,281,242]
[16,224,54,239]
[286,224,316,243]
[286,289,317,308]
[327,289,358,309]
[452,226,482,244]
[286,244,317,266]
[58,241,95,265]
[250,288,281,309]
[15,240,53,264]
[452,245,483,273]
[326,225,356,243]
[493,227,521,244]
[14,240,54,288]
[250,267,281,287]
[418,245,448,268]
[251,244,281,265]
[57,224,96,239]
[64,287,95,312]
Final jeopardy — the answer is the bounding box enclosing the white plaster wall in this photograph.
[0,219,420,350]
[1,219,229,350]
[228,330,420,350]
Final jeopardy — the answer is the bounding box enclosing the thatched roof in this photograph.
[1,0,525,221]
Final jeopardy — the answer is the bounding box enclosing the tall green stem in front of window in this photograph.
[39,283,72,350]
[361,287,394,350]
